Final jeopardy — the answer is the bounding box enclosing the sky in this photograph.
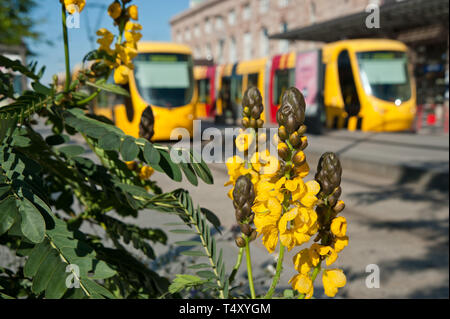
[27,0,190,84]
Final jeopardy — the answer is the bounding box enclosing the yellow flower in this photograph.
[288,177,306,201]
[128,4,139,20]
[331,216,347,237]
[124,31,143,46]
[293,249,313,274]
[293,161,310,178]
[125,21,143,32]
[299,180,320,208]
[108,1,122,19]
[260,224,279,253]
[235,131,254,153]
[224,156,244,186]
[125,161,136,170]
[334,236,349,253]
[310,243,338,266]
[322,269,346,297]
[139,166,154,180]
[289,273,313,295]
[279,207,316,250]
[227,187,234,200]
[115,43,137,68]
[114,65,130,84]
[96,28,115,55]
[250,150,279,177]
[253,197,282,228]
[63,0,86,14]
[254,179,284,203]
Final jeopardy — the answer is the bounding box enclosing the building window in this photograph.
[194,46,201,58]
[243,3,251,20]
[205,18,212,34]
[279,22,289,53]
[279,0,290,7]
[260,0,269,13]
[176,31,182,43]
[230,36,237,62]
[260,27,269,57]
[217,39,225,64]
[194,24,200,37]
[185,28,191,41]
[228,9,236,25]
[215,16,224,30]
[206,43,212,60]
[243,32,252,60]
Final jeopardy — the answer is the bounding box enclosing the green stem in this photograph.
[228,247,244,285]
[76,89,101,106]
[245,237,256,299]
[61,4,71,92]
[264,244,286,299]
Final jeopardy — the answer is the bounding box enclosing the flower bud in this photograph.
[108,1,122,20]
[242,87,263,120]
[242,117,250,128]
[233,175,255,222]
[127,4,138,20]
[333,200,345,213]
[328,187,341,207]
[315,152,342,199]
[292,150,306,166]
[235,236,246,248]
[297,125,307,136]
[277,142,290,161]
[249,229,257,242]
[278,126,288,141]
[289,132,301,148]
[299,136,308,150]
[276,87,306,133]
[240,223,253,237]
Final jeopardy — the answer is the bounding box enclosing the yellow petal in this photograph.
[306,180,321,195]
[285,179,298,192]
[291,274,313,294]
[334,236,349,253]
[331,216,347,237]
[322,269,346,297]
[293,249,312,274]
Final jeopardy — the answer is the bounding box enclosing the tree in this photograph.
[0,0,40,45]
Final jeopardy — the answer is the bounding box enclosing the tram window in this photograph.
[248,73,259,89]
[273,68,295,105]
[197,79,210,104]
[338,50,360,116]
[231,75,243,105]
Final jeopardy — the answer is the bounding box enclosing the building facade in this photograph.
[170,0,376,63]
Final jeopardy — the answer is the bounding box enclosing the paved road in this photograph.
[145,158,449,299]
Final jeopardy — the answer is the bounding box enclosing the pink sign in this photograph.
[296,51,319,107]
